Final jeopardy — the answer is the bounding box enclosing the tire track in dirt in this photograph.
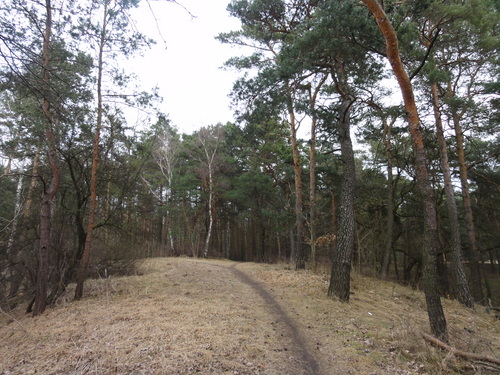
[226,263,321,375]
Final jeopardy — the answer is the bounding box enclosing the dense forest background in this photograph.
[0,0,498,340]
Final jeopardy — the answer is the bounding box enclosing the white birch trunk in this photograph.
[2,174,24,281]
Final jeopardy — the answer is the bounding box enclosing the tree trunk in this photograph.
[309,105,317,267]
[308,74,328,267]
[33,0,61,317]
[3,174,24,282]
[277,233,282,260]
[381,116,395,279]
[24,146,41,220]
[9,147,40,298]
[287,89,306,270]
[75,3,107,300]
[289,227,296,263]
[431,83,473,308]
[450,98,484,304]
[35,194,53,316]
[196,127,221,259]
[362,0,448,341]
[330,190,338,257]
[328,95,356,302]
[203,164,214,258]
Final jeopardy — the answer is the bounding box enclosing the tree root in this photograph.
[422,332,500,370]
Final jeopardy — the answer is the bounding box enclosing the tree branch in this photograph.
[422,332,500,368]
[409,27,441,81]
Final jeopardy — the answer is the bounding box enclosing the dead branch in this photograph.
[422,332,500,368]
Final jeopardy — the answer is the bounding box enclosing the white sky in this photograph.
[129,0,244,134]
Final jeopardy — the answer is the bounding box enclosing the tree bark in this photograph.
[309,101,318,267]
[308,74,328,266]
[203,162,214,258]
[33,0,61,317]
[362,0,448,341]
[286,88,306,270]
[431,83,473,308]
[381,115,396,279]
[330,190,338,256]
[328,95,356,302]
[308,74,328,267]
[3,174,24,281]
[8,147,40,298]
[75,2,107,300]
[155,129,179,254]
[449,97,484,304]
[194,126,221,259]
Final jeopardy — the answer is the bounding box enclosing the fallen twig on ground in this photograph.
[422,332,500,369]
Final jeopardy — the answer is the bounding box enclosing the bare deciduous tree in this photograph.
[154,125,180,251]
[193,125,223,258]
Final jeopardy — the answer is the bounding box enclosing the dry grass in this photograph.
[1,258,499,374]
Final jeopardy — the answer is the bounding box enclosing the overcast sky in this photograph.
[128,0,244,134]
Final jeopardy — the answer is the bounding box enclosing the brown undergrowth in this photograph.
[1,258,499,374]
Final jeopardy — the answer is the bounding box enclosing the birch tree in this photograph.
[153,121,180,252]
[191,125,224,258]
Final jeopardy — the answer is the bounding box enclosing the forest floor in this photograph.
[1,257,499,374]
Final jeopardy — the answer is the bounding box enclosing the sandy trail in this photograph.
[215,262,321,375]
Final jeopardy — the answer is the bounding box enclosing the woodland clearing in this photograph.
[1,257,499,374]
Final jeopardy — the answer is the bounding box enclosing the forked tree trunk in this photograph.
[195,126,221,259]
[362,0,448,341]
[431,83,473,308]
[203,164,214,258]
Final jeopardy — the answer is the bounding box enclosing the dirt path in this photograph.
[0,258,325,375]
[2,258,498,374]
[182,259,323,374]
[219,262,321,375]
